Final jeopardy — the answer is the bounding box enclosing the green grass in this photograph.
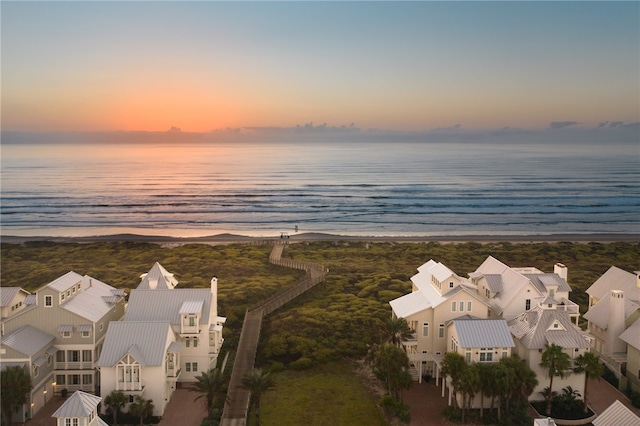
[254,361,387,426]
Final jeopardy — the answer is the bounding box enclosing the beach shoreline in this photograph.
[2,232,639,246]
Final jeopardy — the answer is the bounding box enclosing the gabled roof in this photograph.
[0,287,29,307]
[62,275,123,322]
[96,322,172,367]
[508,305,590,350]
[484,275,503,293]
[620,318,640,351]
[390,291,432,318]
[138,262,178,290]
[525,273,572,293]
[451,319,515,348]
[1,325,55,357]
[412,259,463,292]
[592,399,640,426]
[583,292,640,329]
[46,271,84,292]
[52,390,102,418]
[474,256,542,315]
[125,289,211,327]
[587,266,638,300]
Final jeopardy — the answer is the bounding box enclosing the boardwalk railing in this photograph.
[220,243,327,426]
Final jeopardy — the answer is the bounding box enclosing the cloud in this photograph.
[608,121,624,128]
[598,121,609,128]
[430,124,462,131]
[549,121,579,129]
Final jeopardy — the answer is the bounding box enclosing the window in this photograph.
[185,338,190,348]
[193,337,198,348]
[451,302,457,312]
[82,375,93,385]
[56,375,66,385]
[62,330,72,338]
[61,293,65,301]
[69,351,80,362]
[82,350,92,362]
[192,362,198,372]
[33,365,39,378]
[189,316,195,327]
[502,350,508,359]
[479,348,493,362]
[465,350,471,363]
[549,289,555,298]
[485,288,490,298]
[56,352,65,363]
[81,330,91,338]
[70,375,80,385]
[186,362,191,372]
[467,301,472,311]
[422,323,429,337]
[45,295,53,307]
[449,282,454,288]
[73,418,79,426]
[438,324,445,338]
[459,301,464,312]
[525,299,531,310]
[100,323,104,331]
[65,419,71,426]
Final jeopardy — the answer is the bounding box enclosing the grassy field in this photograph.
[254,361,387,426]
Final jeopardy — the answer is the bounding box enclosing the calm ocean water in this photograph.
[1,140,638,237]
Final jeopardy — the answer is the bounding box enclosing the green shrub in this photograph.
[289,357,313,370]
[379,395,411,423]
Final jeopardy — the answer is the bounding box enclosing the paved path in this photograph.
[587,377,640,417]
[158,386,208,426]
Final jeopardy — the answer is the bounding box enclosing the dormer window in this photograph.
[65,418,79,426]
[449,282,454,288]
[45,295,53,307]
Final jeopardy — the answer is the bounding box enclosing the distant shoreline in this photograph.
[2,232,639,246]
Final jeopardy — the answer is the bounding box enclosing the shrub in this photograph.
[379,395,411,423]
[289,357,313,370]
[602,365,619,388]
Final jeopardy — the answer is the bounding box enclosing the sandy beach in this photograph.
[2,232,639,246]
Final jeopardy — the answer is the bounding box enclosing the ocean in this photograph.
[1,139,638,238]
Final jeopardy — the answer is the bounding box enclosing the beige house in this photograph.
[389,259,490,382]
[620,318,640,393]
[97,263,225,416]
[508,299,591,400]
[0,272,126,422]
[0,287,30,322]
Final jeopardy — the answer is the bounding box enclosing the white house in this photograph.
[97,263,225,416]
[52,390,108,426]
[508,299,591,400]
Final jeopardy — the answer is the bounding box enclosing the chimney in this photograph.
[554,263,568,281]
[606,290,626,354]
[210,277,218,321]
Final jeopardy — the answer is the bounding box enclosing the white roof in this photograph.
[138,262,178,290]
[587,266,638,300]
[125,289,211,326]
[0,287,28,307]
[620,318,640,350]
[508,305,590,350]
[52,390,102,418]
[179,300,204,314]
[389,291,432,318]
[592,399,640,426]
[46,271,84,292]
[452,319,515,348]
[2,325,55,357]
[96,322,172,367]
[62,275,122,322]
[583,292,640,329]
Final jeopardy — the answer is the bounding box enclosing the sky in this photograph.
[1,1,639,133]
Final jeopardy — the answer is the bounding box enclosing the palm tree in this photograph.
[241,368,276,426]
[373,344,411,399]
[441,352,467,410]
[192,368,226,420]
[458,364,480,423]
[474,362,494,421]
[540,344,571,416]
[380,316,413,347]
[573,351,604,413]
[104,390,127,426]
[1,365,32,426]
[501,354,538,404]
[128,395,154,426]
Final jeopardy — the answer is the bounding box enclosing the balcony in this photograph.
[117,381,143,393]
[166,367,181,380]
[401,333,418,347]
[55,361,94,370]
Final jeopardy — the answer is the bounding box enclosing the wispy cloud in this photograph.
[549,121,579,129]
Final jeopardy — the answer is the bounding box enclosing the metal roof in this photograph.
[587,266,638,301]
[584,292,640,329]
[52,390,102,418]
[33,356,46,367]
[179,300,204,314]
[58,325,74,332]
[76,324,92,332]
[1,325,55,356]
[525,273,572,293]
[62,275,121,322]
[96,321,172,367]
[620,318,640,350]
[484,275,503,293]
[137,262,178,290]
[25,294,37,305]
[0,287,28,307]
[46,271,83,292]
[452,319,515,348]
[1,362,26,370]
[389,291,432,318]
[592,399,640,426]
[167,341,183,352]
[507,305,590,349]
[125,289,212,325]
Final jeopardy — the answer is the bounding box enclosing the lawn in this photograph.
[253,361,387,426]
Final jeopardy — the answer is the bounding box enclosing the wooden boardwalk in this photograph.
[220,243,327,426]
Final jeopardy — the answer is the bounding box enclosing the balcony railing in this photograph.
[55,361,94,370]
[117,380,142,391]
[401,333,418,346]
[557,299,580,315]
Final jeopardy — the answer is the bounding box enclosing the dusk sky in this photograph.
[2,1,639,133]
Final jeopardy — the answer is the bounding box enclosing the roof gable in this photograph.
[508,305,590,349]
[46,271,84,292]
[619,318,640,350]
[0,287,29,307]
[138,262,178,290]
[96,322,172,367]
[587,266,637,300]
[62,275,122,322]
[389,291,432,318]
[52,390,102,418]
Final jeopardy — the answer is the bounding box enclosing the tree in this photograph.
[474,362,494,421]
[104,390,127,426]
[1,365,32,426]
[540,344,571,416]
[373,344,411,400]
[501,354,538,404]
[380,316,413,347]
[458,364,480,423]
[241,368,276,426]
[192,368,226,420]
[441,352,467,410]
[573,351,604,413]
[128,395,154,426]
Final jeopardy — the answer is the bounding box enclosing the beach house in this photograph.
[51,390,108,426]
[96,263,225,416]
